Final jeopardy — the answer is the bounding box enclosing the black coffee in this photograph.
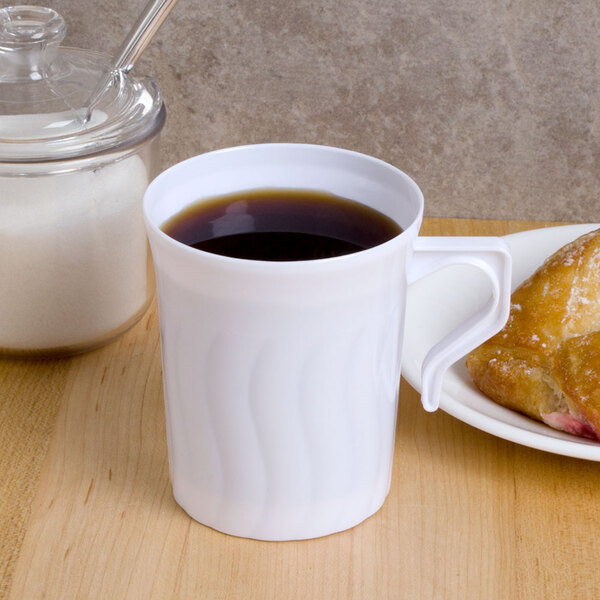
[161,188,401,261]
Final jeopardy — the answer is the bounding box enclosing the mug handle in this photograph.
[406,236,512,412]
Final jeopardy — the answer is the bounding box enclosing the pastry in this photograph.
[466,228,600,440]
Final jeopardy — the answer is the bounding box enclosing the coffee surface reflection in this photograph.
[161,188,402,261]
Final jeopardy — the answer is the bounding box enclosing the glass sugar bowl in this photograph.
[0,6,165,357]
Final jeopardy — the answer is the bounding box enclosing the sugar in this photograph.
[0,154,149,350]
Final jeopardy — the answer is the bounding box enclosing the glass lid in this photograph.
[0,6,165,162]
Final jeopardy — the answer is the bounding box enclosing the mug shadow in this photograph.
[57,311,178,519]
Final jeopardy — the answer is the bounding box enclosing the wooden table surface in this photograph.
[3,218,599,600]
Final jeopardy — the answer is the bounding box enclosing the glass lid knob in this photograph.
[0,6,66,82]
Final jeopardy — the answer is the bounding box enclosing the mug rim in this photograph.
[143,143,424,270]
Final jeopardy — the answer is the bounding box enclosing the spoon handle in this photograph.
[114,0,179,72]
[82,0,178,123]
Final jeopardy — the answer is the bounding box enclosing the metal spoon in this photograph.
[82,0,179,123]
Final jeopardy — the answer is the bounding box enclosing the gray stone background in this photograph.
[8,0,600,221]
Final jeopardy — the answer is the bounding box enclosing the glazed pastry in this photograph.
[466,228,600,440]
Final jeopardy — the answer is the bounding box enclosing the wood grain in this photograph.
[6,218,599,600]
[0,358,73,600]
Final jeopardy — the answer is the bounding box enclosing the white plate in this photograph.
[402,223,600,460]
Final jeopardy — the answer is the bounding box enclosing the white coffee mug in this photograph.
[143,144,511,540]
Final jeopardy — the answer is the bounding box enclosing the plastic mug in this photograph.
[143,144,511,540]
